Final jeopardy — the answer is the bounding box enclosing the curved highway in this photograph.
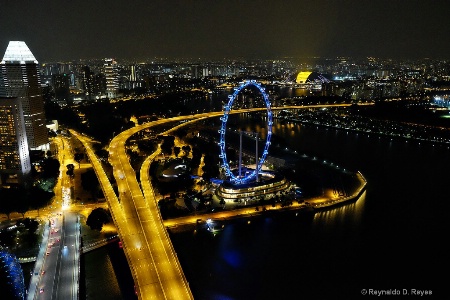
[72,103,371,300]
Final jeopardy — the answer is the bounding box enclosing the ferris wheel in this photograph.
[218,80,273,185]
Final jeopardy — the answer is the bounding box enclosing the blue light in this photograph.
[219,80,273,185]
[0,250,25,299]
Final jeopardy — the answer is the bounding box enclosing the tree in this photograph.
[0,188,26,218]
[191,147,202,167]
[16,190,30,218]
[174,128,188,140]
[95,149,109,161]
[182,145,191,156]
[29,186,54,216]
[66,164,75,177]
[91,143,103,153]
[22,218,39,233]
[41,157,60,179]
[137,139,157,153]
[81,169,100,199]
[86,208,111,231]
[174,146,181,158]
[202,154,220,180]
[74,152,84,168]
[201,170,212,183]
[160,136,175,156]
[0,188,15,219]
[80,101,126,143]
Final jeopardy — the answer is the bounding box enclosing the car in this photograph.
[64,245,67,249]
[41,270,45,275]
[46,252,50,256]
[39,288,44,294]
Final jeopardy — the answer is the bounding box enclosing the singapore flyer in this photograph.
[218,80,273,185]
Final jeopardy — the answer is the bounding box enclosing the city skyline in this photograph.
[0,1,447,294]
[1,1,450,62]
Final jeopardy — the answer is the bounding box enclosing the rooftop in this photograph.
[1,41,38,64]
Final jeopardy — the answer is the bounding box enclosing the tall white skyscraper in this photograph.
[0,97,31,187]
[0,41,48,150]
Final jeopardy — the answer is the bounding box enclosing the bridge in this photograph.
[72,103,372,300]
[80,235,119,254]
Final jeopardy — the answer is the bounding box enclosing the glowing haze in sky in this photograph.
[1,0,449,61]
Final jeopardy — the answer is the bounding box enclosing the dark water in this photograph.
[81,243,136,300]
[170,119,447,299]
[83,87,447,299]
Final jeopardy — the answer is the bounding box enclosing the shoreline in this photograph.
[164,170,367,232]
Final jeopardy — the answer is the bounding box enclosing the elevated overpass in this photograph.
[72,103,371,300]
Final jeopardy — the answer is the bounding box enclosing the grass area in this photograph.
[0,218,45,258]
[72,164,99,205]
[0,218,46,290]
[26,219,46,256]
[70,134,107,205]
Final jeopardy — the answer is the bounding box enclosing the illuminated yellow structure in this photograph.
[216,171,290,201]
[295,71,313,84]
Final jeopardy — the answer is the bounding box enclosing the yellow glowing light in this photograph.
[295,72,312,84]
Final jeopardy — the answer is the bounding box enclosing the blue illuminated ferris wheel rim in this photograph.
[218,80,273,185]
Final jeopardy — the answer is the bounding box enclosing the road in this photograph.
[72,103,372,300]
[32,215,63,300]
[138,113,368,227]
[2,134,94,300]
[73,127,195,299]
[109,118,207,299]
[29,135,80,300]
[26,220,50,299]
[31,212,80,300]
[69,132,139,297]
[52,212,80,300]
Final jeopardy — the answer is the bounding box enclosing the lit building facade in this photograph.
[104,58,119,99]
[0,41,48,150]
[0,97,31,187]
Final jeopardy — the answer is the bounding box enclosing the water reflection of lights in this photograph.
[206,219,223,236]
[313,191,366,226]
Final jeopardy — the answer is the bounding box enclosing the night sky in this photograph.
[1,0,449,62]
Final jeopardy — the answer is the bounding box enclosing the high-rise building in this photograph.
[0,41,48,150]
[0,97,31,187]
[130,64,137,82]
[104,58,119,99]
[52,73,70,102]
[82,65,95,101]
